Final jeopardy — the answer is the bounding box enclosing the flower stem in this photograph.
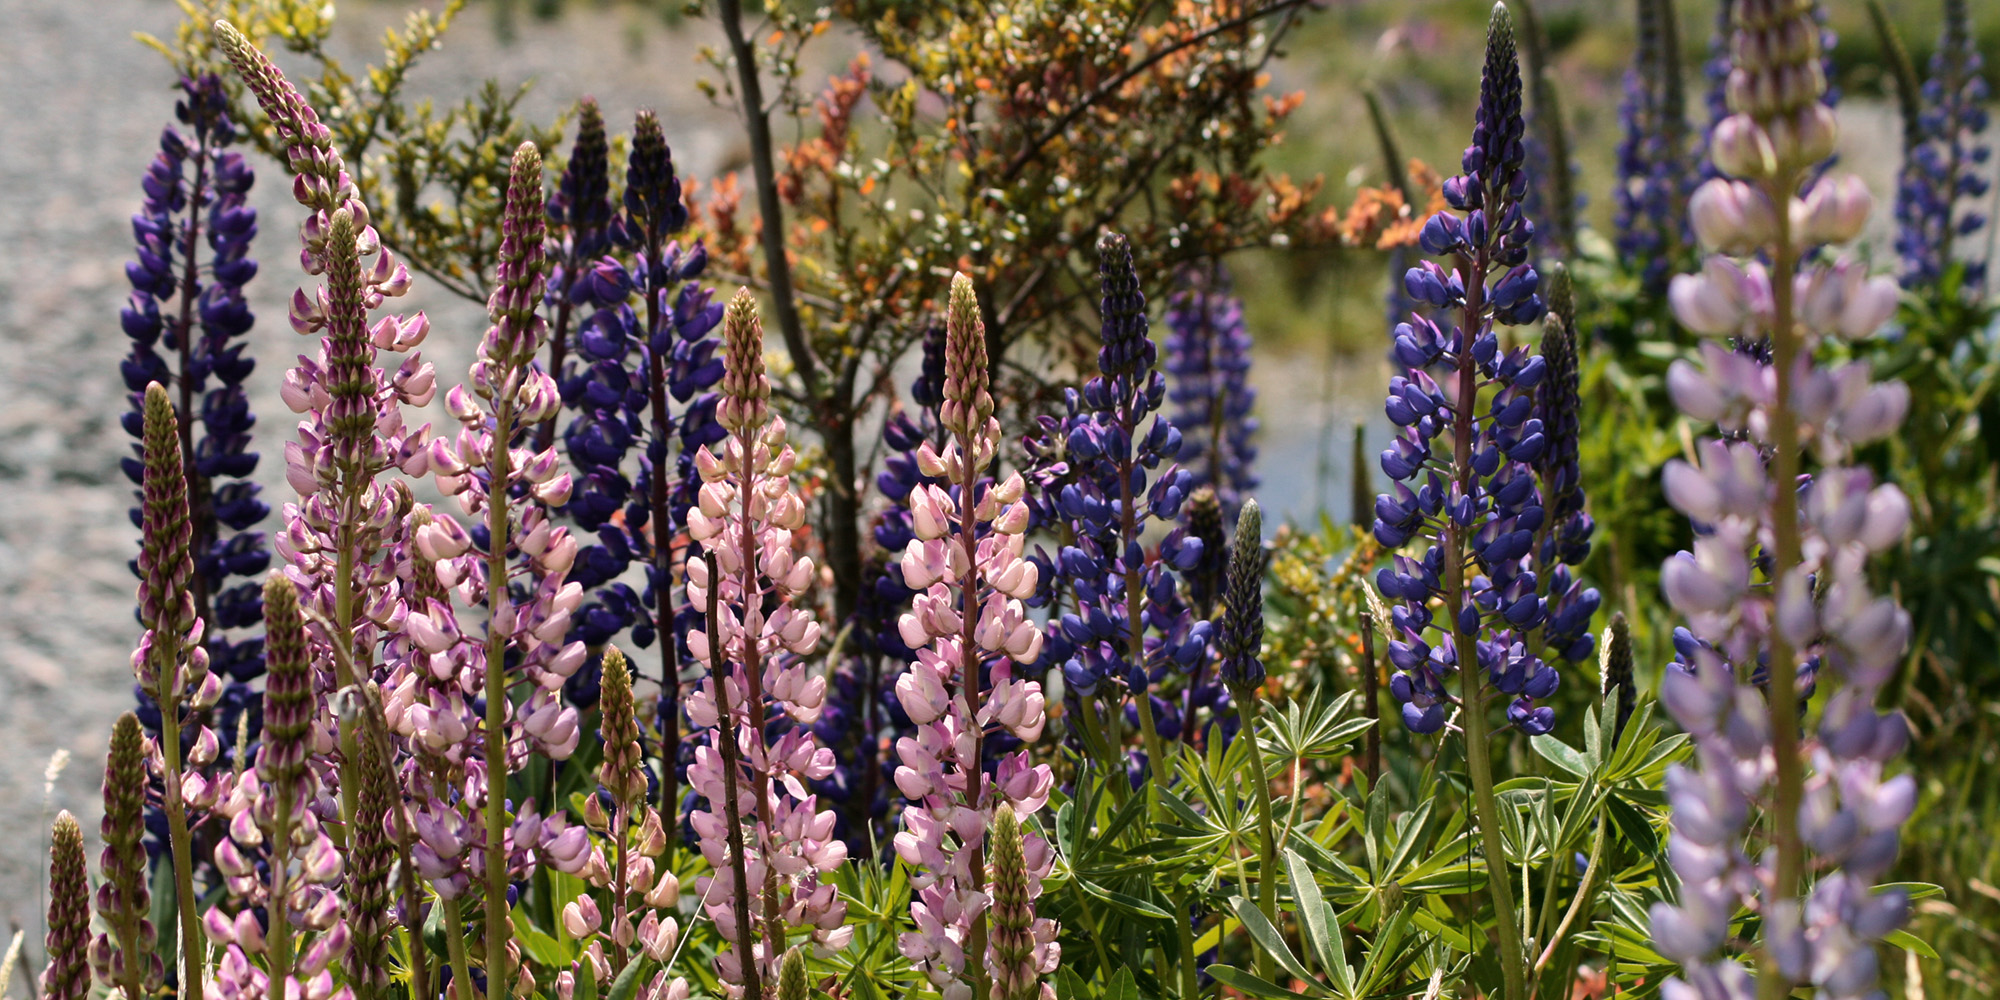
[703,552,763,1000]
[1755,175,1808,1000]
[157,693,206,1000]
[1232,684,1280,983]
[483,398,518,1000]
[1448,247,1529,1000]
[268,794,294,1000]
[957,440,991,1000]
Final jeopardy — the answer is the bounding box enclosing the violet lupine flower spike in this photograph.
[1030,234,1204,788]
[1614,0,1693,291]
[1651,3,1916,998]
[43,812,90,1000]
[135,382,212,1000]
[1369,8,1552,998]
[538,96,613,454]
[1532,267,1600,675]
[93,713,160,1000]
[685,289,847,996]
[1894,0,1991,291]
[1163,265,1259,516]
[120,74,269,795]
[892,273,1056,1000]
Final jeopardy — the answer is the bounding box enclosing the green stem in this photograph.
[1755,177,1808,1000]
[1233,684,1280,983]
[1175,890,1201,999]
[445,894,475,1000]
[1447,235,1529,999]
[1534,815,1606,976]
[483,399,518,1000]
[334,534,362,838]
[269,796,294,1000]
[157,696,207,1000]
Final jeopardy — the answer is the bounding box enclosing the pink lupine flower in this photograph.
[891,274,1058,1000]
[685,289,847,997]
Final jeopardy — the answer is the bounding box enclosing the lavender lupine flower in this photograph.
[1650,4,1917,997]
[92,713,161,1000]
[1175,486,1236,745]
[206,574,352,1000]
[1029,234,1206,779]
[684,289,849,996]
[1613,0,1692,291]
[1163,265,1259,515]
[892,274,1058,1000]
[216,19,436,817]
[429,140,591,982]
[1894,0,1991,290]
[43,812,90,1000]
[1372,3,1563,740]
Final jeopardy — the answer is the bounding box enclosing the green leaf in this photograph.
[1284,850,1344,988]
[1079,879,1174,921]
[1603,794,1659,857]
[1206,965,1319,999]
[1531,734,1592,779]
[1230,896,1318,986]
[512,912,571,968]
[1874,882,1945,902]
[575,954,599,1000]
[1102,966,1139,1000]
[607,956,653,1000]
[1884,929,1939,960]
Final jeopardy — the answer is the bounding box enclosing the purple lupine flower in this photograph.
[1026,233,1208,776]
[1613,0,1692,292]
[1651,3,1917,995]
[1164,265,1259,516]
[1372,3,1567,738]
[1894,0,1991,291]
[550,111,724,823]
[120,76,268,827]
[1533,268,1600,669]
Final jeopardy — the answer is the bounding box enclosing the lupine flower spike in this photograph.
[93,713,160,1000]
[1215,498,1281,973]
[1369,7,1555,996]
[43,812,91,1000]
[892,273,1057,1000]
[1894,0,1990,291]
[1163,265,1259,515]
[1650,1,1916,997]
[1027,234,1204,785]
[428,139,586,991]
[685,289,847,996]
[119,74,269,822]
[135,381,213,1000]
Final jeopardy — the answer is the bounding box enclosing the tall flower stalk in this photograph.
[1893,0,1991,291]
[215,18,435,841]
[553,110,724,824]
[1032,235,1204,786]
[891,274,1056,1000]
[428,140,584,994]
[134,381,213,999]
[1163,265,1259,516]
[1650,2,1916,997]
[684,289,847,996]
[1368,7,1554,995]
